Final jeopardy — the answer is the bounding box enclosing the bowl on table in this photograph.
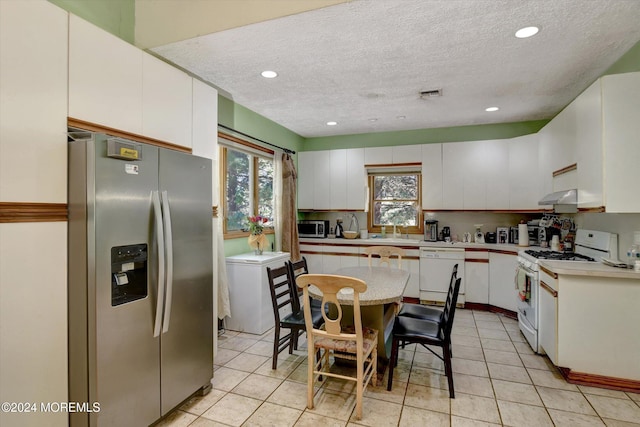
[343,231,359,239]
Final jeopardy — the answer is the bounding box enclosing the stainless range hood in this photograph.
[538,189,577,213]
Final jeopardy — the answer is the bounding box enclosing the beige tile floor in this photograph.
[157,309,640,427]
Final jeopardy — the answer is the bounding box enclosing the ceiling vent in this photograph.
[420,89,442,99]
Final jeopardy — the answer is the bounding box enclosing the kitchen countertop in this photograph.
[539,260,640,280]
[300,237,522,253]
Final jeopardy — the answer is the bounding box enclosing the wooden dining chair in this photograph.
[387,277,462,398]
[364,246,405,268]
[266,265,323,369]
[296,274,378,420]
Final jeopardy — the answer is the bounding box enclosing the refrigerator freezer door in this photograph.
[93,138,161,425]
[158,149,213,414]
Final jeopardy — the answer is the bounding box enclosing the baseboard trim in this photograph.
[463,302,518,320]
[558,367,640,394]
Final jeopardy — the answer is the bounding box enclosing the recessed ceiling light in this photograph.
[515,26,539,38]
[368,118,378,122]
[261,70,278,78]
[485,107,499,112]
[396,115,406,120]
[326,121,338,126]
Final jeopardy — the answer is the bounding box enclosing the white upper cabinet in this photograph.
[0,0,68,203]
[364,146,392,164]
[191,79,218,160]
[462,140,488,210]
[574,79,603,208]
[69,15,143,134]
[314,151,332,209]
[345,148,366,210]
[392,145,422,164]
[442,142,465,209]
[540,71,640,212]
[297,152,315,210]
[508,134,539,210]
[330,149,348,209]
[484,139,510,210]
[421,144,443,210]
[142,54,193,148]
[601,72,640,212]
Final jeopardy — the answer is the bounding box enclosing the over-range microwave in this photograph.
[298,220,329,238]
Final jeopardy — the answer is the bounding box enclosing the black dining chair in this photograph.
[397,263,458,324]
[266,265,324,369]
[387,277,462,398]
[287,257,322,311]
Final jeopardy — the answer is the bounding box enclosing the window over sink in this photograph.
[368,171,422,234]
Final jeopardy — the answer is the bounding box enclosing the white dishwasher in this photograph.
[419,247,465,305]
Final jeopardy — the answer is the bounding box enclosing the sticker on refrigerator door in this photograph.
[125,164,139,175]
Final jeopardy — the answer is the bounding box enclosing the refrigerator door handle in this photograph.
[152,191,166,338]
[161,191,174,333]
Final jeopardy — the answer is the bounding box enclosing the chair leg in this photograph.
[387,337,399,391]
[272,324,281,370]
[443,341,455,398]
[288,327,296,354]
[307,344,315,409]
[356,351,363,420]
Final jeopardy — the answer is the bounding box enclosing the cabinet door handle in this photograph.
[540,280,558,298]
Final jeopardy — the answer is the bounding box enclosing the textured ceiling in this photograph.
[151,0,640,138]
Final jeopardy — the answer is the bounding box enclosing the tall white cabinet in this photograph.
[0,1,69,426]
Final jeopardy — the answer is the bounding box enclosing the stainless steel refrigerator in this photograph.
[68,133,213,426]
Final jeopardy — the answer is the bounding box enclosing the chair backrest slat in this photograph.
[286,257,309,312]
[441,277,462,339]
[267,265,298,323]
[364,246,405,268]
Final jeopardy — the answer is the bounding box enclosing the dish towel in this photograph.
[516,269,528,301]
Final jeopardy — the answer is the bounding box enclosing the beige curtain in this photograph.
[281,153,300,261]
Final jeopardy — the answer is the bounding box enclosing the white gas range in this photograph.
[516,229,618,353]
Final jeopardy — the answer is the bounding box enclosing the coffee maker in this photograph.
[424,220,438,241]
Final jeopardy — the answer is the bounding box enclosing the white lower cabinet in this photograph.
[464,250,489,304]
[538,269,558,364]
[488,252,518,312]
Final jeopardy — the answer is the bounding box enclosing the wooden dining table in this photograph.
[306,266,410,362]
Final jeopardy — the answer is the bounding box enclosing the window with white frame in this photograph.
[221,138,274,235]
[368,171,422,234]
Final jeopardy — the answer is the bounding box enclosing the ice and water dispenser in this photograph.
[111,244,148,306]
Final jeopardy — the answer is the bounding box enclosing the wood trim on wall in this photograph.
[0,202,67,223]
[68,117,192,154]
[552,163,577,177]
[558,367,640,394]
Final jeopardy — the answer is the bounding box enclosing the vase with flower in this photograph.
[247,215,269,255]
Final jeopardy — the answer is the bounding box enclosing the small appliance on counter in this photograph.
[424,219,438,241]
[509,226,519,244]
[298,220,329,238]
[485,232,497,243]
[474,224,485,243]
[335,218,344,238]
[442,226,451,242]
[497,227,509,244]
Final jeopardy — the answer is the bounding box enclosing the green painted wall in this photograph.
[218,95,304,153]
[48,0,135,43]
[605,39,640,75]
[301,120,549,151]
